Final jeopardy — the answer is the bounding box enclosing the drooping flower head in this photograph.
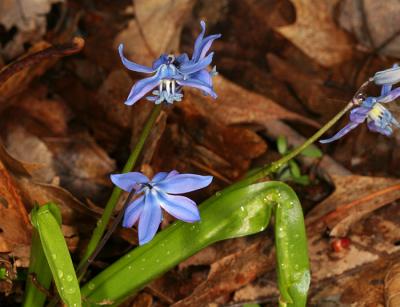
[373,64,400,86]
[320,65,400,143]
[119,21,221,106]
[111,170,213,245]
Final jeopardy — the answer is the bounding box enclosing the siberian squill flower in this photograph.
[320,78,400,143]
[111,170,213,245]
[373,64,400,86]
[118,21,221,105]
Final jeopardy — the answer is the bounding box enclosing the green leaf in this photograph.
[30,203,81,307]
[22,229,52,307]
[277,167,292,181]
[243,304,261,307]
[0,267,6,280]
[274,188,310,306]
[300,145,322,158]
[81,182,309,307]
[277,136,288,154]
[291,175,310,186]
[289,160,301,178]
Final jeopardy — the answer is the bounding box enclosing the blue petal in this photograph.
[157,192,200,222]
[197,34,221,60]
[373,64,400,85]
[177,78,217,98]
[166,170,179,179]
[122,195,145,228]
[192,20,207,62]
[176,53,189,65]
[349,106,370,123]
[367,120,393,136]
[110,172,149,192]
[378,87,400,103]
[118,44,155,73]
[179,52,214,75]
[152,172,169,183]
[138,191,162,245]
[152,54,168,70]
[319,122,360,143]
[155,174,213,194]
[380,84,392,96]
[125,72,161,106]
[192,69,212,87]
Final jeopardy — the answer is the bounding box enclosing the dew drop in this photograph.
[215,192,221,197]
[128,265,132,270]
[57,270,63,279]
[240,206,244,212]
[52,254,57,260]
[66,275,73,282]
[65,287,76,294]
[166,250,171,255]
[88,283,95,290]
[156,259,160,263]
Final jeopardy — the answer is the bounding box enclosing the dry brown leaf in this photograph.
[135,0,194,55]
[5,127,56,183]
[114,0,194,65]
[276,0,353,67]
[0,142,40,177]
[16,177,93,225]
[186,75,320,128]
[15,95,72,136]
[385,262,400,307]
[130,292,153,307]
[307,175,400,237]
[44,133,116,200]
[152,101,267,182]
[339,0,400,57]
[0,41,53,109]
[0,0,64,59]
[0,38,84,111]
[267,53,351,121]
[97,69,134,129]
[172,240,273,307]
[233,201,400,305]
[0,160,31,264]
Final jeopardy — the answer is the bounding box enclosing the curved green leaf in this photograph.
[277,136,288,154]
[31,203,81,307]
[81,182,309,306]
[300,144,322,158]
[23,229,52,307]
[273,186,310,306]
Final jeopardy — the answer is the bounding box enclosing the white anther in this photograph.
[171,80,176,95]
[165,80,171,95]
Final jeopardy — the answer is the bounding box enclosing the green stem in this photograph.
[77,104,162,272]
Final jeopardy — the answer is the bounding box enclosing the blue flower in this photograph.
[320,81,400,143]
[110,170,213,245]
[118,21,221,106]
[373,63,400,85]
